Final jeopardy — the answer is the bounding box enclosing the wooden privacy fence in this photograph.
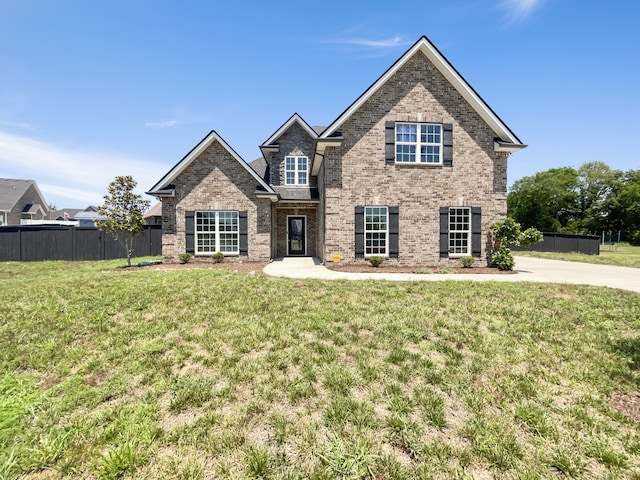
[511,232,600,255]
[0,225,162,262]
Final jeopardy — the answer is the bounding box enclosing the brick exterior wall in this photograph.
[161,140,271,262]
[322,52,509,266]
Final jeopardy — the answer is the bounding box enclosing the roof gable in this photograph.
[147,130,275,195]
[320,36,523,146]
[261,113,317,148]
[0,178,48,212]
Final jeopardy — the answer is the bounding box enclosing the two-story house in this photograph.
[148,36,525,266]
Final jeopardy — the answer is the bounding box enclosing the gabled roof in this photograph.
[319,36,524,147]
[50,208,84,220]
[260,113,318,149]
[0,178,48,212]
[143,202,162,218]
[147,130,276,196]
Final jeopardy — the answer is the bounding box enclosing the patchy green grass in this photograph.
[516,244,640,268]
[0,259,639,479]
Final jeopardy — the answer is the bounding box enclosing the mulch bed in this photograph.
[326,264,515,274]
[132,260,515,275]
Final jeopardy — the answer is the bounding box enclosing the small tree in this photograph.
[490,217,542,271]
[97,176,150,267]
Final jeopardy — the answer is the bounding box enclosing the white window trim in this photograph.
[284,156,309,185]
[286,215,307,256]
[448,207,471,257]
[364,206,389,258]
[195,210,239,256]
[395,122,443,164]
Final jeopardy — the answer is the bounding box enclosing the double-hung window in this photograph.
[285,156,308,185]
[365,206,388,257]
[448,207,471,256]
[396,123,442,164]
[195,211,239,255]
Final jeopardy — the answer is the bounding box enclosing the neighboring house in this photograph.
[75,209,105,227]
[143,202,163,225]
[0,178,49,226]
[50,206,98,224]
[148,36,525,265]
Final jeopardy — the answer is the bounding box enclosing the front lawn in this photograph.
[516,244,640,269]
[1,260,639,479]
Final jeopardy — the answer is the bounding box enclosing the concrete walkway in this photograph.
[263,256,640,293]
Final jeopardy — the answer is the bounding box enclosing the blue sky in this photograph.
[1,0,638,209]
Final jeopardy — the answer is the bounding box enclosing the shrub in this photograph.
[490,244,515,271]
[178,253,192,264]
[211,252,224,263]
[460,256,475,268]
[490,217,542,271]
[368,256,384,267]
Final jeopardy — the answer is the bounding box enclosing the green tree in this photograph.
[97,176,150,267]
[610,170,640,244]
[508,167,579,231]
[575,161,623,232]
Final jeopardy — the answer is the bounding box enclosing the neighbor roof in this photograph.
[320,35,524,147]
[0,178,47,212]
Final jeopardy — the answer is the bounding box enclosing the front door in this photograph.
[287,216,306,255]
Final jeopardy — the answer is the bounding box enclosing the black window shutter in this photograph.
[388,206,399,258]
[443,123,453,166]
[185,210,195,254]
[385,121,395,164]
[471,207,482,258]
[239,211,248,255]
[355,206,364,258]
[439,207,449,258]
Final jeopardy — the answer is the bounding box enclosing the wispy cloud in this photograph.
[501,0,543,23]
[145,119,178,128]
[338,36,412,48]
[0,119,34,130]
[0,130,159,207]
[325,35,413,59]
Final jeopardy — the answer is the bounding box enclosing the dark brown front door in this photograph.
[287,216,306,255]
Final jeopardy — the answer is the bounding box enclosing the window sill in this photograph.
[393,162,443,167]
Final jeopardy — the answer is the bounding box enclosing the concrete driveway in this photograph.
[263,256,640,293]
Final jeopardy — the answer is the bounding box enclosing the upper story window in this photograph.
[395,123,442,164]
[285,156,308,185]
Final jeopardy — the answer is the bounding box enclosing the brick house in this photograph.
[0,178,49,226]
[148,36,525,266]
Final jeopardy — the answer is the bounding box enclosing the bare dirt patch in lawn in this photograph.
[608,391,640,422]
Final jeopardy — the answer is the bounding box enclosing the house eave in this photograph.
[146,189,175,198]
[312,137,343,175]
[494,140,527,153]
[255,192,279,202]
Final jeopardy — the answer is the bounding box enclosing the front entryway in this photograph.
[287,216,306,255]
